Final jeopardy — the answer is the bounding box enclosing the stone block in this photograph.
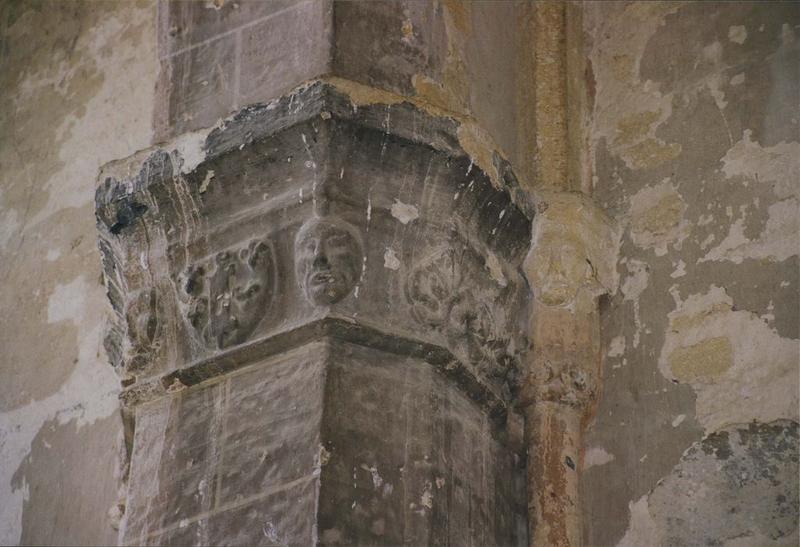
[238,0,332,107]
[157,0,299,57]
[316,340,526,546]
[122,343,326,545]
[332,1,446,95]
[155,31,237,138]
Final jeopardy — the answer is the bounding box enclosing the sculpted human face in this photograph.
[295,218,362,305]
[527,229,591,306]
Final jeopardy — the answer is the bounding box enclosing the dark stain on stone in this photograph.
[701,429,733,460]
[110,201,148,235]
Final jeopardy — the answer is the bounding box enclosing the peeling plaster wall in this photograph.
[0,1,157,544]
[581,2,799,546]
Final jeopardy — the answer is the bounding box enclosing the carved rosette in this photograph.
[180,239,276,350]
[531,360,597,409]
[405,244,520,393]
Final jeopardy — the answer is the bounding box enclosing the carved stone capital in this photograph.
[532,359,597,409]
[523,191,619,308]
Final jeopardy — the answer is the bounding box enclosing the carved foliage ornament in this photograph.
[534,360,597,408]
[181,239,277,350]
[405,247,515,382]
[124,286,164,373]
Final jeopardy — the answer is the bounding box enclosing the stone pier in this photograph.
[96,82,531,546]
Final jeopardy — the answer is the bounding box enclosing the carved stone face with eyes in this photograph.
[526,229,593,307]
[184,240,275,349]
[295,217,363,306]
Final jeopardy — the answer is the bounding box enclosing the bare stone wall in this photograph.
[581,2,799,545]
[0,1,158,544]
[154,0,332,140]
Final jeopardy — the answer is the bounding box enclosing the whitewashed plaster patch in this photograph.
[701,198,798,264]
[390,199,419,224]
[658,286,799,432]
[628,180,690,256]
[728,25,747,44]
[584,447,616,469]
[720,130,800,200]
[618,495,661,547]
[383,248,400,270]
[0,3,156,543]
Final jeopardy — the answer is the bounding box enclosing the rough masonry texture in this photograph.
[95,82,531,545]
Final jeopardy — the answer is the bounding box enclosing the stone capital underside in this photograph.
[96,82,531,545]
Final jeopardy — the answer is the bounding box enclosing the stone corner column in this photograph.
[520,190,619,546]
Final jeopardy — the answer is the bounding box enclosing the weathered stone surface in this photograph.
[238,1,331,108]
[318,340,526,546]
[11,415,121,547]
[157,0,299,57]
[331,1,538,188]
[123,343,324,545]
[156,31,238,138]
[0,1,157,543]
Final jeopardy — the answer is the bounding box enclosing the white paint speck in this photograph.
[484,251,508,288]
[420,486,433,509]
[363,465,384,489]
[198,169,214,193]
[584,447,615,469]
[390,199,419,224]
[383,248,401,270]
[730,73,745,86]
[670,260,686,278]
[608,336,626,357]
[728,25,747,44]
